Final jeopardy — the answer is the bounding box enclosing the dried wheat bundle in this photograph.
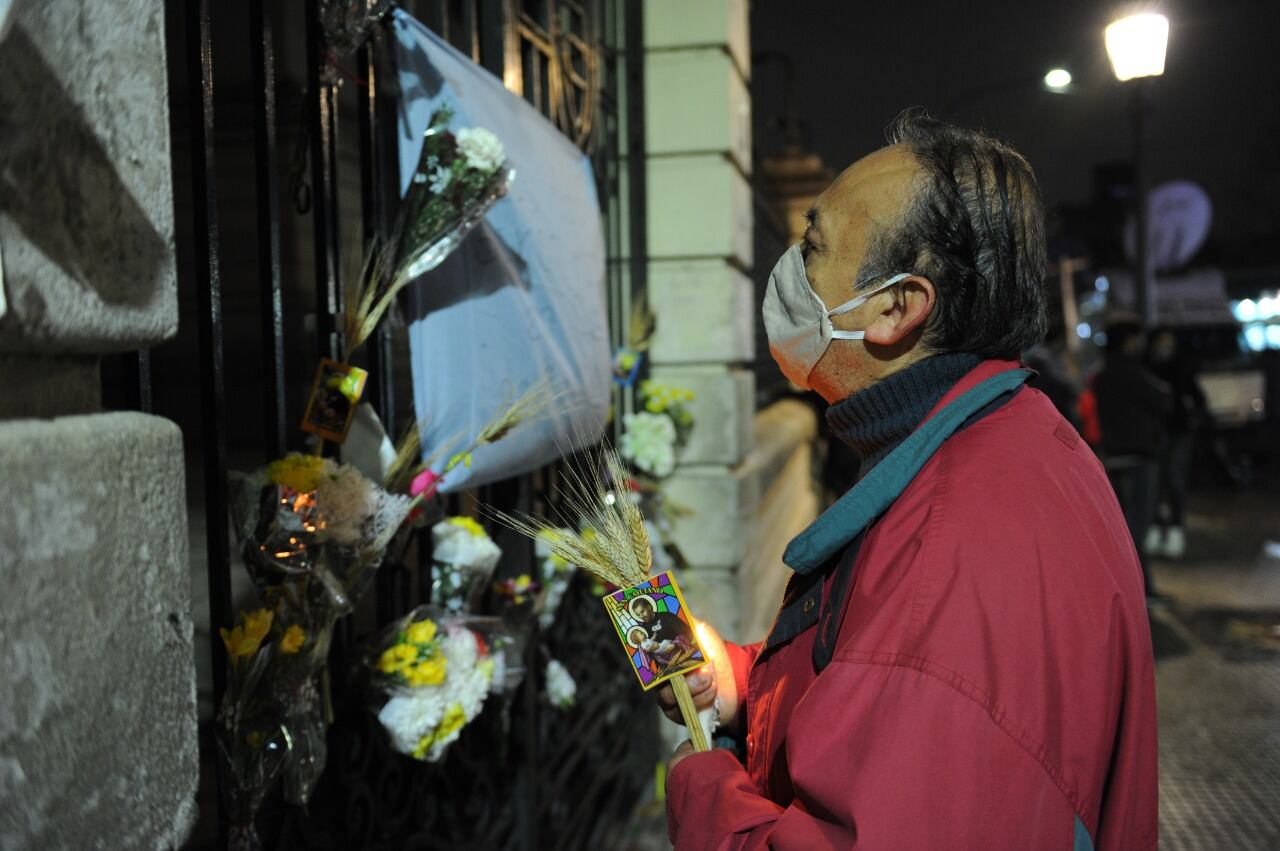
[484,441,710,751]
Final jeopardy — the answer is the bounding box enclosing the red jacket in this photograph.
[667,360,1158,850]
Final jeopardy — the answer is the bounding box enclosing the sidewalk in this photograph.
[1150,488,1280,850]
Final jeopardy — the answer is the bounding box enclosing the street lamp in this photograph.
[1105,12,1169,326]
[1043,68,1073,92]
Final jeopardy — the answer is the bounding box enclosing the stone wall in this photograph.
[642,0,821,656]
[0,2,198,849]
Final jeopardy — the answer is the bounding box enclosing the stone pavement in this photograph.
[623,488,1280,849]
[1149,488,1280,850]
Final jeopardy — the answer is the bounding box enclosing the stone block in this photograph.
[0,0,177,354]
[663,462,759,568]
[645,48,751,171]
[0,412,197,850]
[644,0,750,81]
[649,365,754,465]
[648,259,755,365]
[647,154,753,267]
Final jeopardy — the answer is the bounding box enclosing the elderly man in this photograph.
[659,113,1157,850]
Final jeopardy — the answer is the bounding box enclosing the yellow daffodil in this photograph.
[279,624,306,654]
[404,656,447,687]
[406,619,438,645]
[377,642,419,674]
[447,516,488,539]
[220,608,274,661]
[267,454,326,493]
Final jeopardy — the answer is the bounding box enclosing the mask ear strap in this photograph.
[827,272,913,317]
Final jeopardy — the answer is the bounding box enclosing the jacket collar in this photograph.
[784,360,1029,574]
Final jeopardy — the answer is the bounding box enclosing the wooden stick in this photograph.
[671,675,710,753]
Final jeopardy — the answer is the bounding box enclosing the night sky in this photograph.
[751,0,1280,264]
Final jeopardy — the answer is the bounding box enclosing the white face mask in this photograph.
[762,244,911,389]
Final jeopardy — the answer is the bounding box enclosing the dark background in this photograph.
[750,0,1280,270]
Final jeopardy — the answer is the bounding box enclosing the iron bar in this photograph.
[250,0,287,458]
[305,0,344,363]
[177,0,233,846]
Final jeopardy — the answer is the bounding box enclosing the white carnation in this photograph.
[619,412,677,477]
[545,658,576,709]
[431,520,502,572]
[456,127,505,173]
[377,690,446,754]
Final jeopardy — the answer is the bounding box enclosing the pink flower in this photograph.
[411,469,441,500]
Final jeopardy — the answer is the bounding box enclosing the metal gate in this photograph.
[148,0,652,847]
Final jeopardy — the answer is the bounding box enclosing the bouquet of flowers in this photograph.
[346,104,513,355]
[618,380,695,478]
[216,609,292,851]
[430,516,502,613]
[369,608,520,762]
[228,453,412,805]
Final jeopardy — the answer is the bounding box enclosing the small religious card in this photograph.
[602,571,706,690]
[300,359,368,444]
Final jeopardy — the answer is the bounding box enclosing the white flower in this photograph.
[378,690,446,754]
[545,659,576,710]
[619,412,677,477]
[431,518,502,572]
[427,164,451,194]
[456,127,505,173]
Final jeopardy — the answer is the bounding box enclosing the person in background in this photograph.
[1147,327,1207,559]
[1023,322,1081,428]
[655,112,1157,850]
[1094,317,1171,597]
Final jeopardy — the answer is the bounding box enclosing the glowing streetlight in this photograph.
[1105,13,1169,81]
[1043,68,1073,91]
[1105,11,1170,326]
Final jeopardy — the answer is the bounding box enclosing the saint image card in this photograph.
[601,570,706,690]
[301,359,367,443]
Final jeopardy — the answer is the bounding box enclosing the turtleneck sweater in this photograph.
[824,353,982,480]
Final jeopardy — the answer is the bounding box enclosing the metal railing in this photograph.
[151,1,652,846]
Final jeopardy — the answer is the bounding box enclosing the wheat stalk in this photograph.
[484,441,651,588]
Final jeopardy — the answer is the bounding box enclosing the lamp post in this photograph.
[1105,12,1169,327]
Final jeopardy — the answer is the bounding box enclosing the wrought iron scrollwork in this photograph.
[506,0,600,149]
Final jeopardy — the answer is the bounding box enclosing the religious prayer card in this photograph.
[602,571,706,690]
[300,358,368,444]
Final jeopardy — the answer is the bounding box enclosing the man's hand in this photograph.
[667,739,697,788]
[655,622,739,729]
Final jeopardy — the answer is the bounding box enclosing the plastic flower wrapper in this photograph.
[367,607,523,762]
[346,103,513,354]
[431,516,502,613]
[228,453,411,805]
[535,528,578,629]
[216,609,291,851]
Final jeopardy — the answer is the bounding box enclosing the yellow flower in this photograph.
[436,703,468,739]
[219,609,274,661]
[404,655,448,687]
[279,624,306,654]
[447,516,488,539]
[406,619,438,645]
[267,454,326,493]
[377,642,419,674]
